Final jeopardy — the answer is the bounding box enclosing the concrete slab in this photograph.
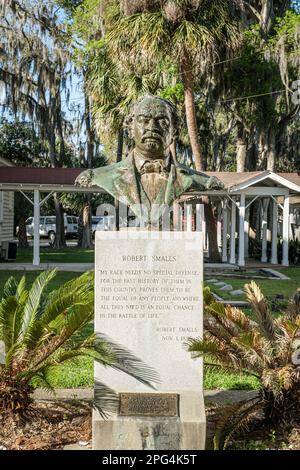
[261,268,290,280]
[220,285,233,291]
[230,289,244,296]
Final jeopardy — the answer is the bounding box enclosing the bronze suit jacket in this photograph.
[76,152,223,223]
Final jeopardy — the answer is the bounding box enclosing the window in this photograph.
[26,217,33,225]
[67,217,73,224]
[45,218,55,225]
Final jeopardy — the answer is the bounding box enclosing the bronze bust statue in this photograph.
[76,94,223,224]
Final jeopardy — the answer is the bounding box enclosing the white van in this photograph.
[91,215,115,238]
[26,215,78,242]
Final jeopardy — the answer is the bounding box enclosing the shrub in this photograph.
[187,282,300,449]
[0,270,158,416]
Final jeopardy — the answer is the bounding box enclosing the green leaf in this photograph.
[21,269,57,341]
[3,277,18,299]
[0,296,19,351]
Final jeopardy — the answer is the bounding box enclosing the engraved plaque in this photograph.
[119,393,179,417]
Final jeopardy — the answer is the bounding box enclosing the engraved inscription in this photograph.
[119,393,179,417]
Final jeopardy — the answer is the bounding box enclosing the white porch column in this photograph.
[33,189,40,266]
[229,198,236,264]
[217,203,222,251]
[271,198,278,265]
[186,204,193,232]
[238,194,246,267]
[261,198,269,263]
[222,202,228,263]
[244,207,249,258]
[202,219,207,250]
[282,195,290,266]
[196,204,204,232]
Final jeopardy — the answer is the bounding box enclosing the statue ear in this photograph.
[124,114,134,140]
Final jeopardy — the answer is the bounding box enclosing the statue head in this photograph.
[125,94,179,159]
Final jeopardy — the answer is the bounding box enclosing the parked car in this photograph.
[26,215,78,242]
[92,215,115,238]
[91,214,139,237]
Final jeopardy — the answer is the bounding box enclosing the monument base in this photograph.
[93,391,206,450]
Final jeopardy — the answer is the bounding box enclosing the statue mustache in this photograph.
[141,131,163,142]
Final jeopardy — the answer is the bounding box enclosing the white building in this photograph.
[0,157,14,248]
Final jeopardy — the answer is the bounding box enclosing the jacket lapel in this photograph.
[113,154,151,220]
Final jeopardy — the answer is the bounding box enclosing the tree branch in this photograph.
[244,1,262,22]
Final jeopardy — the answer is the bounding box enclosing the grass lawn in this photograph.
[2,266,294,391]
[16,246,94,263]
[31,356,259,390]
[206,267,300,303]
[0,270,82,297]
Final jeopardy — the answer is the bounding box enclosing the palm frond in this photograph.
[0,296,19,352]
[16,276,26,299]
[214,397,261,450]
[2,276,18,298]
[95,333,160,389]
[93,380,118,419]
[42,271,94,328]
[244,281,276,341]
[21,269,57,341]
[185,337,219,356]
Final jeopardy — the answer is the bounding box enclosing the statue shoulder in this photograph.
[174,162,224,190]
[91,157,130,180]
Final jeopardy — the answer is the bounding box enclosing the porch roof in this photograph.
[0,167,299,194]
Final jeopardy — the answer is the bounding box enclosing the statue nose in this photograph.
[147,118,160,130]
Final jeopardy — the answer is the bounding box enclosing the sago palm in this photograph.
[187,282,300,449]
[0,270,158,416]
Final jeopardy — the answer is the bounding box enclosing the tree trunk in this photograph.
[47,122,66,249]
[180,55,219,259]
[17,216,29,248]
[180,54,204,171]
[115,127,124,231]
[257,128,268,169]
[78,198,92,249]
[267,126,276,171]
[260,0,274,40]
[52,193,66,248]
[204,198,221,262]
[77,89,94,248]
[236,123,247,172]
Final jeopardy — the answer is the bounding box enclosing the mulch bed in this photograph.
[206,404,300,450]
[0,400,92,450]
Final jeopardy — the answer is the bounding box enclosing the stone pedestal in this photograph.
[93,230,205,450]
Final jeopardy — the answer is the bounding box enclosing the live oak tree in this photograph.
[0,120,46,248]
[0,0,74,248]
